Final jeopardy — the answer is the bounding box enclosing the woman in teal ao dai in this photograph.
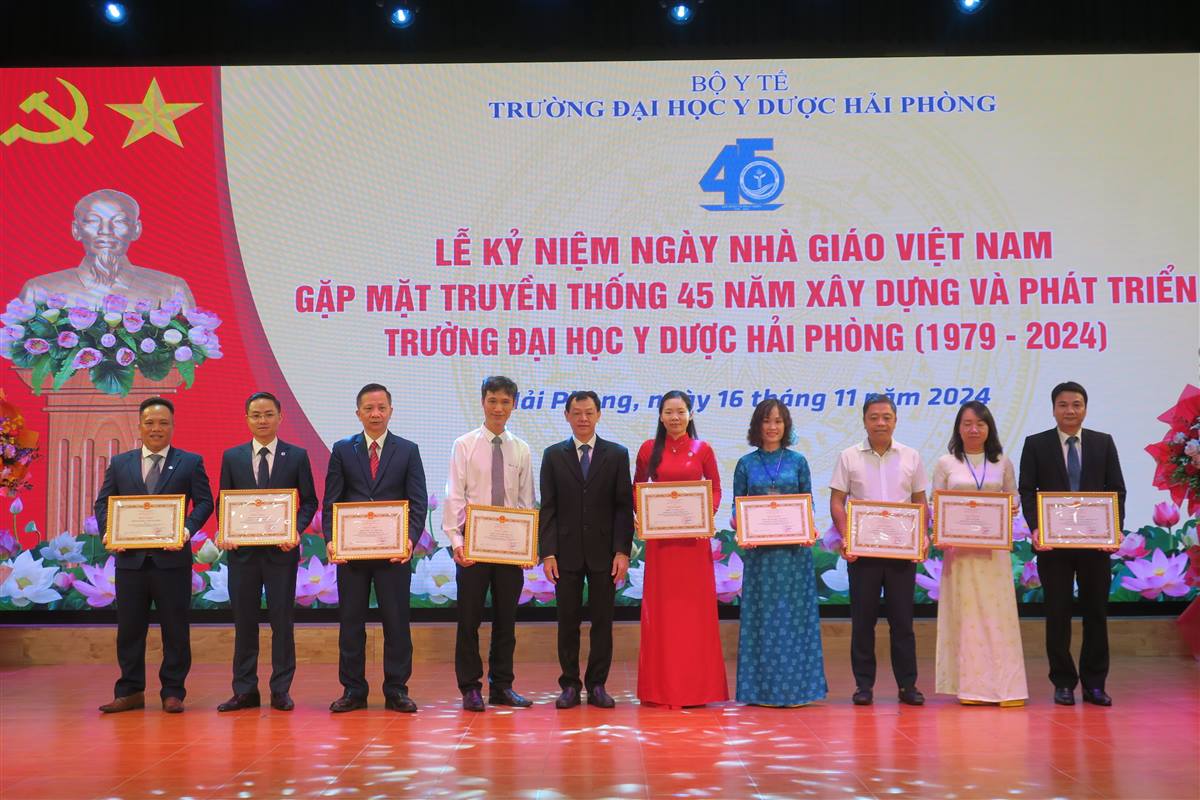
[733,399,828,706]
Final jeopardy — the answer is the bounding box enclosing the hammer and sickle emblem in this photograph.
[1,78,93,146]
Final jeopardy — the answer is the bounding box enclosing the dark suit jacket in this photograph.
[539,436,634,572]
[219,439,319,563]
[321,431,427,545]
[1018,427,1127,532]
[94,446,215,569]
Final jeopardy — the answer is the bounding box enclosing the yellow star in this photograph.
[106,78,201,148]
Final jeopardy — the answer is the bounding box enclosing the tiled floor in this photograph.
[1,657,1196,799]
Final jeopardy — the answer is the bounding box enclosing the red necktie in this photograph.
[369,441,380,480]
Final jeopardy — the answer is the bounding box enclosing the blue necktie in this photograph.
[257,447,270,489]
[145,453,164,493]
[579,444,591,480]
[1066,435,1081,492]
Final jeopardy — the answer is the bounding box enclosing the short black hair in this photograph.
[356,383,392,407]
[862,393,897,417]
[481,375,518,399]
[245,391,281,413]
[1051,381,1088,406]
[139,396,174,416]
[747,399,796,448]
[565,390,601,412]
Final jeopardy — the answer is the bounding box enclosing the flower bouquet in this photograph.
[1,293,223,397]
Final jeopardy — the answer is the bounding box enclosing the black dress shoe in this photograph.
[898,687,925,706]
[852,688,873,706]
[1081,688,1112,707]
[162,697,185,714]
[587,685,616,708]
[555,687,581,709]
[463,689,485,712]
[270,692,294,711]
[1053,687,1075,706]
[489,688,532,708]
[217,692,261,712]
[329,694,368,713]
[385,693,418,713]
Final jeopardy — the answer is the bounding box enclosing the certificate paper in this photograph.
[932,490,1013,549]
[1036,492,1121,548]
[636,480,715,540]
[331,501,411,560]
[105,495,187,549]
[220,489,298,546]
[735,493,817,546]
[846,500,926,560]
[464,505,539,566]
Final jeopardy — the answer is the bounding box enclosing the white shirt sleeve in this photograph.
[829,449,851,493]
[444,436,470,548]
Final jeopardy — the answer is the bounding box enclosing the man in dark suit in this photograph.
[323,383,427,712]
[539,390,634,709]
[94,396,214,714]
[1019,381,1126,707]
[216,391,319,713]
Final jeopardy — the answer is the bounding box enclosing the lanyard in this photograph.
[965,455,988,490]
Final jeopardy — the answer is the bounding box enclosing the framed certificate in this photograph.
[735,493,817,546]
[846,500,926,560]
[331,501,411,560]
[1036,492,1121,549]
[220,489,298,547]
[104,494,187,549]
[464,505,539,566]
[932,490,1013,549]
[636,480,715,540]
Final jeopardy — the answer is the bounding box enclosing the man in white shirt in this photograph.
[444,376,536,711]
[829,394,928,707]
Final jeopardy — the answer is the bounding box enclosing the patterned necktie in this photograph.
[579,443,591,480]
[145,453,164,494]
[1066,435,1081,492]
[369,441,380,481]
[257,447,270,489]
[491,436,505,506]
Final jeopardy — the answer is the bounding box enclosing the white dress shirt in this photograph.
[140,445,171,482]
[443,426,534,548]
[251,438,278,480]
[1057,428,1083,469]
[829,438,926,502]
[572,435,598,462]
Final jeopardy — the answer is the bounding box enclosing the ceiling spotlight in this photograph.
[102,2,128,25]
[955,0,989,14]
[390,5,416,28]
[668,3,694,25]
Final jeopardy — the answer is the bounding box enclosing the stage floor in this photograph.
[1,658,1197,800]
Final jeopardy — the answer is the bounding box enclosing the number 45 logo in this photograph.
[700,138,784,211]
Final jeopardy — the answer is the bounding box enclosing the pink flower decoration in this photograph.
[71,348,103,369]
[820,523,844,552]
[67,307,97,330]
[102,294,128,313]
[122,312,144,333]
[915,558,943,600]
[713,552,744,602]
[74,556,117,607]
[519,565,556,604]
[115,347,135,366]
[710,538,724,561]
[23,339,49,355]
[191,571,205,594]
[1152,501,1181,529]
[1121,549,1191,599]
[1012,513,1031,542]
[56,331,79,348]
[1112,532,1148,560]
[0,528,19,560]
[295,556,338,606]
[1020,560,1040,588]
[411,528,437,557]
